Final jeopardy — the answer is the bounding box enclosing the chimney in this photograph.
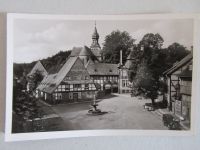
[120,49,123,66]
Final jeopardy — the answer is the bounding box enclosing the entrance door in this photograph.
[73,93,78,102]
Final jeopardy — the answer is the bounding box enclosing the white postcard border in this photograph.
[5,13,200,141]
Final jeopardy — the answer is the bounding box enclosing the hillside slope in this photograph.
[14,50,71,78]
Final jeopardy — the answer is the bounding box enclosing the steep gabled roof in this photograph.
[37,57,78,93]
[163,53,193,76]
[79,46,94,56]
[70,46,99,63]
[36,74,57,94]
[28,61,48,76]
[87,63,118,76]
[70,47,82,56]
[91,49,101,57]
[85,58,95,68]
[125,60,132,69]
[70,46,99,59]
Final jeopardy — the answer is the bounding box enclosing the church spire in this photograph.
[92,21,99,41]
[90,21,102,61]
[91,21,100,49]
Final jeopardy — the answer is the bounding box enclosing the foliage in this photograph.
[164,42,190,68]
[131,34,165,105]
[129,33,189,106]
[27,70,44,92]
[102,30,135,64]
[13,78,43,120]
[130,33,190,106]
[139,33,164,49]
[162,114,181,130]
[132,61,159,105]
[127,46,143,82]
[14,50,71,78]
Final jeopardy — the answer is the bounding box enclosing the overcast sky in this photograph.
[13,18,193,63]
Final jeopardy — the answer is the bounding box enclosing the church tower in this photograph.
[90,22,102,61]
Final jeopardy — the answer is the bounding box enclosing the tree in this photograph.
[164,42,190,68]
[27,70,44,92]
[133,61,159,105]
[127,45,143,82]
[102,30,135,64]
[131,34,191,107]
[131,33,165,106]
[139,33,164,49]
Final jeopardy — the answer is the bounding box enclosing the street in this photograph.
[51,94,168,130]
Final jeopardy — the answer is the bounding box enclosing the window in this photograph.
[89,84,92,90]
[57,85,62,91]
[74,84,81,88]
[54,93,62,100]
[65,84,70,91]
[58,93,62,100]
[122,80,129,87]
[85,84,89,90]
[70,84,73,91]
[57,85,66,91]
[126,81,129,87]
[122,80,126,87]
[74,84,81,91]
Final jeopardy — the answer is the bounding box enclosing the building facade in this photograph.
[178,64,192,125]
[36,57,97,104]
[163,52,192,126]
[86,62,119,94]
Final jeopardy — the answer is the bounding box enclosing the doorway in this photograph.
[73,93,78,102]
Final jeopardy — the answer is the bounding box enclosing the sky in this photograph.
[13,18,193,63]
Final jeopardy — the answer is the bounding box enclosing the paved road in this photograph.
[51,94,168,130]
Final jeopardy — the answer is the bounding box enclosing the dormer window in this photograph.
[109,69,112,72]
[94,69,97,72]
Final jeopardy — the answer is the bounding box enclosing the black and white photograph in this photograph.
[5,14,196,141]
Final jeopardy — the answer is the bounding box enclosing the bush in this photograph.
[162,114,181,130]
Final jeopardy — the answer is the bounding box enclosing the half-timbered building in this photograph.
[178,64,192,126]
[86,62,119,94]
[36,57,97,103]
[163,52,193,122]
